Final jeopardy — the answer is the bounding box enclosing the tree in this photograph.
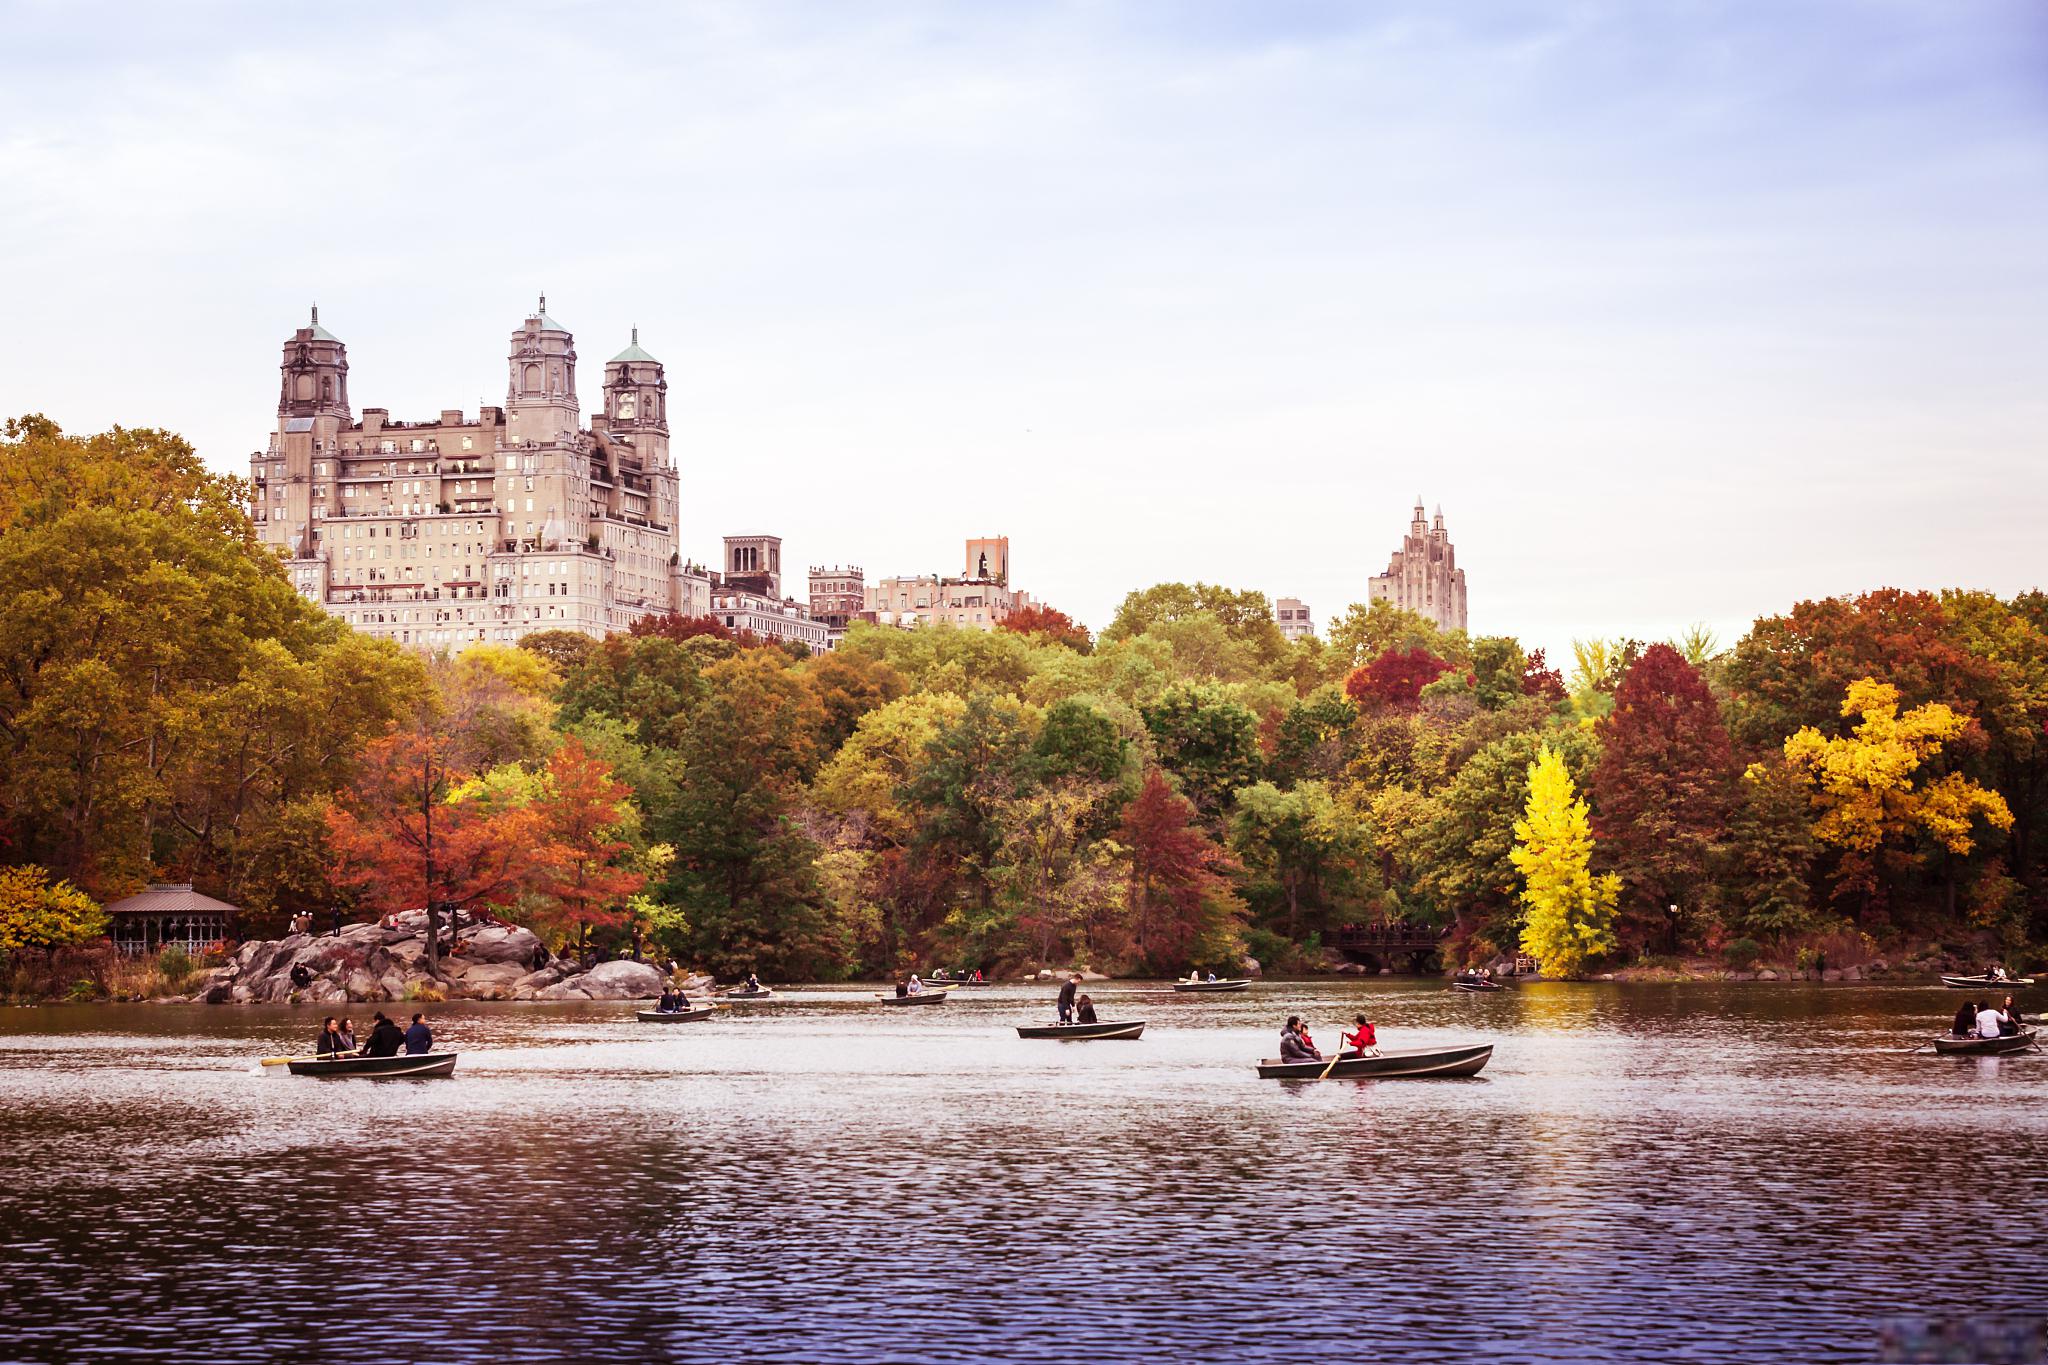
[1139,685,1262,819]
[0,865,105,953]
[1721,757,1818,939]
[325,732,543,972]
[555,633,706,750]
[902,693,1039,922]
[1591,643,1737,953]
[517,629,598,673]
[1000,603,1092,652]
[1345,647,1451,709]
[1324,600,1471,673]
[802,650,908,753]
[1229,780,1376,943]
[980,783,1126,965]
[1033,698,1127,784]
[1780,677,2012,916]
[1118,770,1245,973]
[1099,583,1286,661]
[527,738,646,952]
[1511,745,1619,977]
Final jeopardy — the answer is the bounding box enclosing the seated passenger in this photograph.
[1952,1001,1979,1037]
[1999,995,2023,1035]
[315,1017,343,1055]
[1977,1002,2007,1040]
[1279,1016,1321,1064]
[1075,994,1098,1025]
[363,1012,406,1058]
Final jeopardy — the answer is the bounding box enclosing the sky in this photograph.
[2,0,2044,657]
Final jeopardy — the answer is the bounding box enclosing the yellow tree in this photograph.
[0,865,105,953]
[1779,677,2012,857]
[1510,745,1618,977]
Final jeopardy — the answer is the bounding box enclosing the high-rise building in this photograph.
[867,536,1035,630]
[253,302,688,649]
[1367,499,1468,633]
[1274,597,1315,642]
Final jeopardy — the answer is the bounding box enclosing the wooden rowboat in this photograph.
[1016,1019,1146,1040]
[720,989,775,1000]
[1450,978,1504,992]
[285,1052,458,1078]
[1255,1043,1493,1080]
[876,990,951,1006]
[1933,1028,2038,1056]
[1173,979,1251,993]
[1941,974,2036,989]
[637,1006,717,1022]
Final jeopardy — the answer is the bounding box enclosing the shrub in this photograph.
[403,980,447,1003]
[1723,938,1763,969]
[66,978,98,1002]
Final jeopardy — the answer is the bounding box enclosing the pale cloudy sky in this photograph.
[2,1,2044,656]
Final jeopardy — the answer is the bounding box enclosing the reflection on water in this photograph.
[1,982,2043,1363]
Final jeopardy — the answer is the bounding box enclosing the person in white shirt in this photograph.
[906,974,924,996]
[1977,1002,2007,1040]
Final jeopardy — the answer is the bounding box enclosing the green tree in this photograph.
[1099,583,1287,662]
[1139,685,1261,820]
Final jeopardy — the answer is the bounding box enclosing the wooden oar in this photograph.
[1314,1032,1347,1081]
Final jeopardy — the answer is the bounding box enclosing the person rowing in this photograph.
[1342,1014,1379,1058]
[744,972,762,992]
[1279,1016,1321,1064]
[362,1012,406,1058]
[906,974,925,996]
[2000,995,2024,1035]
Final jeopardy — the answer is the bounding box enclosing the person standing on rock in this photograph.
[1056,974,1080,1024]
[404,1012,434,1055]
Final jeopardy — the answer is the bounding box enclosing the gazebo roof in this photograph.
[103,883,242,918]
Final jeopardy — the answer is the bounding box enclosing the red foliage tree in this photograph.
[325,733,544,973]
[1590,643,1737,952]
[530,737,645,952]
[1522,648,1567,702]
[1344,647,1452,709]
[999,604,1092,651]
[1118,769,1243,973]
[628,612,761,646]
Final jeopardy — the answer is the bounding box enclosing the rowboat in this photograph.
[1016,1019,1146,1040]
[720,989,775,1000]
[1255,1043,1493,1080]
[876,990,951,1006]
[285,1052,458,1078]
[1451,978,1504,992]
[1933,1028,2038,1056]
[1941,974,2036,989]
[1173,979,1251,993]
[637,1006,717,1022]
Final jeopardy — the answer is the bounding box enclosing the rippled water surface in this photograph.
[2,981,2044,1363]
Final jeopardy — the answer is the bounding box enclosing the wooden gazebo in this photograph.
[104,883,239,956]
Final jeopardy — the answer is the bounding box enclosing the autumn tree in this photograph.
[1099,583,1287,661]
[0,865,105,954]
[1118,770,1246,973]
[1511,745,1619,977]
[1591,643,1737,952]
[802,650,909,752]
[1000,603,1092,652]
[1139,685,1262,819]
[528,738,646,952]
[1346,647,1452,710]
[325,732,543,972]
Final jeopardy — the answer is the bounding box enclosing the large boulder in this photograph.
[537,959,664,1001]
[456,923,547,969]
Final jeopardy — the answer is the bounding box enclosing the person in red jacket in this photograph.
[1342,1014,1379,1058]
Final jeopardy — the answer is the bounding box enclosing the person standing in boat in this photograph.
[1279,1016,1321,1063]
[363,1012,406,1058]
[1075,994,1098,1025]
[316,1017,344,1055]
[1057,973,1080,1024]
[1342,1014,1379,1058]
[404,1013,434,1055]
[1952,1000,1979,1037]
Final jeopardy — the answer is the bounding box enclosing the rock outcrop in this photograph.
[200,910,670,1004]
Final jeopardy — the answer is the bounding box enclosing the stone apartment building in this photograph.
[253,303,831,653]
[708,534,832,652]
[1367,499,1469,633]
[867,536,1035,630]
[807,565,866,630]
[1274,597,1315,642]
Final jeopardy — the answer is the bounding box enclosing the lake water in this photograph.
[0,981,2042,1364]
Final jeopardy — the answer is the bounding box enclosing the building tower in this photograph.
[505,295,579,446]
[1366,496,1468,633]
[602,327,669,466]
[270,306,352,560]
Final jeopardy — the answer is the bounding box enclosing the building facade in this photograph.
[708,534,832,652]
[867,536,1035,630]
[1274,597,1315,642]
[1367,500,1468,633]
[808,565,866,630]
[254,303,693,650]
